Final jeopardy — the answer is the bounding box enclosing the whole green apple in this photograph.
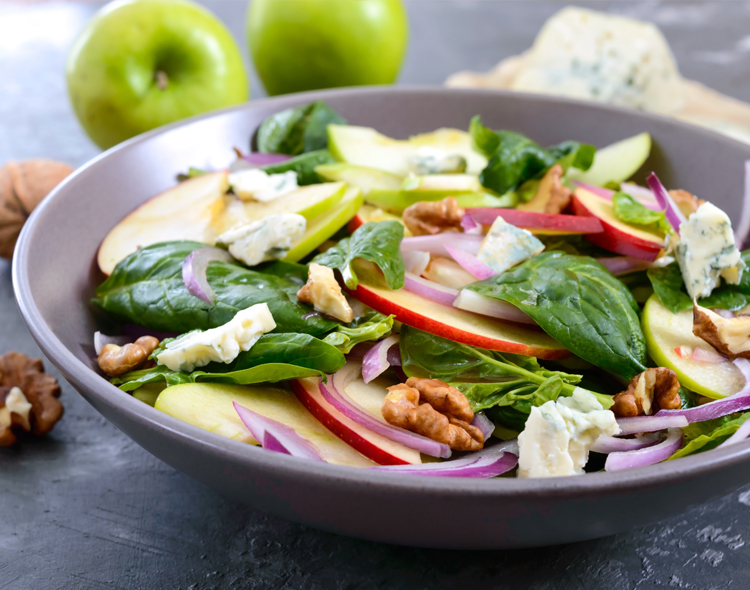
[67,0,249,150]
[247,0,408,96]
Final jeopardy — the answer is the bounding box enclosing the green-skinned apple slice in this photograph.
[328,124,487,176]
[568,132,651,186]
[642,295,745,399]
[97,174,346,275]
[155,382,376,467]
[349,204,408,235]
[349,282,569,360]
[315,163,403,196]
[292,375,421,465]
[366,174,485,213]
[284,185,364,262]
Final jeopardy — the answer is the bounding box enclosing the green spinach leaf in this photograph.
[261,150,337,185]
[669,412,750,460]
[469,116,595,195]
[323,311,394,353]
[612,192,671,236]
[312,221,405,290]
[93,241,337,336]
[648,251,750,313]
[468,252,648,379]
[257,101,346,155]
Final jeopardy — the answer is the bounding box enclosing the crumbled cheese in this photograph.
[517,388,620,478]
[0,387,33,429]
[297,263,354,323]
[408,147,466,175]
[218,214,306,267]
[156,303,276,373]
[674,202,745,299]
[477,216,544,274]
[510,7,685,114]
[228,168,299,202]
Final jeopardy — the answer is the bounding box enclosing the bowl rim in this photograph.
[13,85,750,498]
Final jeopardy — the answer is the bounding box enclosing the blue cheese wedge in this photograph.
[156,303,276,373]
[228,168,299,202]
[218,213,306,267]
[510,7,685,115]
[477,216,544,274]
[674,202,745,299]
[517,388,620,478]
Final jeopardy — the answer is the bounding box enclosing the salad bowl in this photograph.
[13,87,750,549]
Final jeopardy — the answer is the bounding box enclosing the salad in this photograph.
[92,100,750,478]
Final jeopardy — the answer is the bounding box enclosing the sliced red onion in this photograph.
[471,412,496,440]
[182,247,234,304]
[590,432,661,454]
[596,256,654,276]
[319,370,452,458]
[362,335,400,383]
[620,182,662,211]
[402,250,431,276]
[718,418,750,448]
[246,152,293,166]
[461,213,483,235]
[605,428,683,471]
[616,415,688,436]
[401,234,483,257]
[262,431,291,454]
[713,308,736,319]
[93,332,130,356]
[453,289,536,325]
[572,181,614,199]
[403,272,458,307]
[233,401,324,461]
[386,345,401,367]
[445,245,494,280]
[646,172,687,234]
[692,347,727,363]
[371,450,517,478]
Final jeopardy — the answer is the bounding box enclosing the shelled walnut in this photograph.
[0,351,63,446]
[612,367,681,417]
[693,303,750,359]
[382,377,484,451]
[97,336,160,376]
[402,197,464,236]
[0,159,73,259]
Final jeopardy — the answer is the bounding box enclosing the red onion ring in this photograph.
[461,213,483,235]
[616,415,688,436]
[362,335,400,384]
[403,273,458,307]
[605,428,683,471]
[182,247,234,304]
[590,432,661,454]
[444,245,494,280]
[471,412,496,440]
[647,172,687,234]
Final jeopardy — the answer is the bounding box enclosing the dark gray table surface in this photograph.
[3,1,750,588]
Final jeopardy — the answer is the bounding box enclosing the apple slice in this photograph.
[292,376,421,465]
[642,295,745,399]
[315,163,403,196]
[284,186,364,262]
[97,174,346,275]
[349,204,408,235]
[367,175,485,213]
[155,382,375,467]
[568,132,652,186]
[328,124,487,176]
[349,282,569,359]
[572,187,664,260]
[467,208,603,235]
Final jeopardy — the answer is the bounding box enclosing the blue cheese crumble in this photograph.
[408,147,467,175]
[477,216,544,274]
[674,202,745,299]
[228,168,299,202]
[217,213,306,267]
[156,303,276,373]
[518,388,620,478]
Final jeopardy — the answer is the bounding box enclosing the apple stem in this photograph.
[155,70,168,91]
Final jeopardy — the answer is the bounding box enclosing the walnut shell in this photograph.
[0,159,73,259]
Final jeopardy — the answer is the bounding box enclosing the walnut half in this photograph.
[612,367,681,417]
[0,351,63,446]
[693,303,750,359]
[402,197,464,237]
[517,164,571,215]
[98,336,160,376]
[382,377,484,451]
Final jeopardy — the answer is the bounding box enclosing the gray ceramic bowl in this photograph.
[13,87,750,549]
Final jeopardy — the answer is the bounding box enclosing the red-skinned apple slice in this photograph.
[348,283,569,359]
[466,208,603,235]
[572,188,664,261]
[292,377,421,465]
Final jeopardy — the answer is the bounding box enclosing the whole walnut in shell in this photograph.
[0,159,73,259]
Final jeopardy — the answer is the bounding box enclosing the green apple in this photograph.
[285,186,364,262]
[315,163,403,196]
[567,133,651,186]
[247,0,408,96]
[67,0,248,149]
